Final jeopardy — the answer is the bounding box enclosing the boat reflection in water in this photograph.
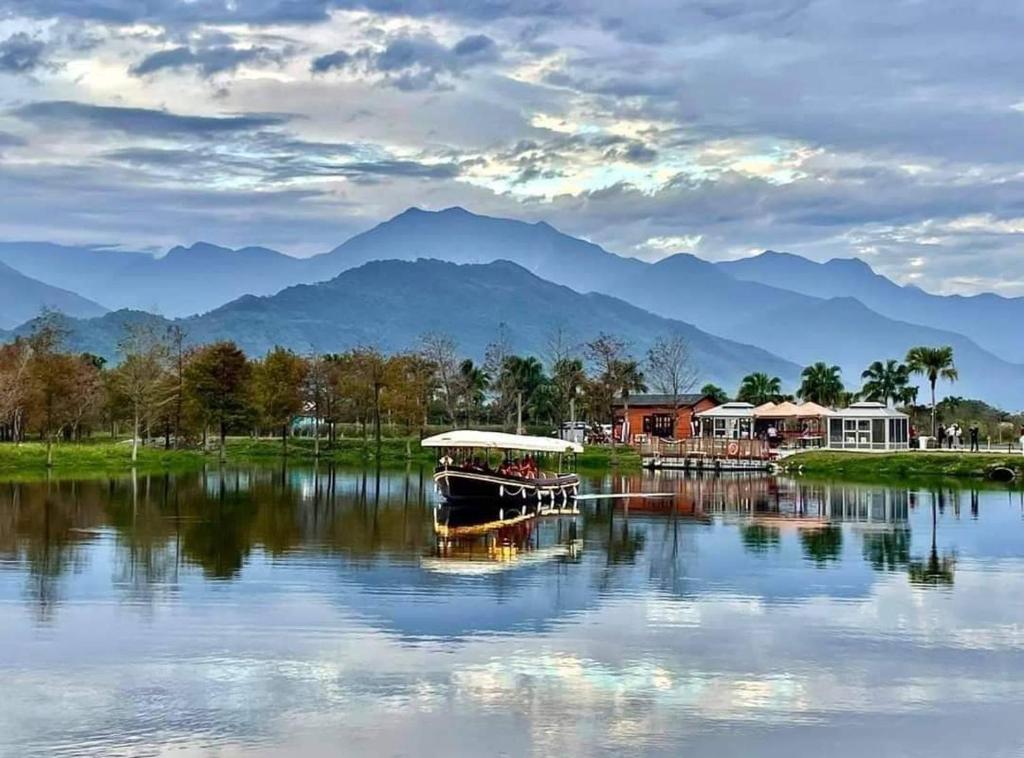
[427,500,582,575]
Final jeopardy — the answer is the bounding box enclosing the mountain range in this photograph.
[0,260,107,329]
[10,259,800,392]
[0,207,1021,407]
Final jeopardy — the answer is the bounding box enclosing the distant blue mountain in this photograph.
[2,207,1022,406]
[0,259,107,329]
[725,296,1024,410]
[718,251,1024,363]
[15,259,801,391]
[0,241,308,318]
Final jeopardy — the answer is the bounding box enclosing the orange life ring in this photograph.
[726,441,740,457]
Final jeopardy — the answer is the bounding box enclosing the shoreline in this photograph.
[0,438,642,478]
[779,449,1023,481]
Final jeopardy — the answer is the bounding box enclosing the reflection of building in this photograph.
[613,394,716,443]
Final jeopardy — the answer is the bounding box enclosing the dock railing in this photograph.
[640,436,772,461]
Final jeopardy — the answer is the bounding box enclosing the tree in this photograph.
[349,347,388,453]
[612,358,647,440]
[184,341,252,459]
[456,358,489,426]
[700,383,729,405]
[906,345,958,436]
[25,312,78,466]
[500,355,547,431]
[165,325,189,447]
[0,339,32,442]
[860,359,910,407]
[550,357,585,426]
[66,354,104,440]
[386,352,436,434]
[646,334,699,427]
[483,324,515,426]
[419,332,459,423]
[585,333,628,427]
[252,346,307,455]
[798,362,844,406]
[737,372,782,406]
[111,323,171,463]
[303,352,330,457]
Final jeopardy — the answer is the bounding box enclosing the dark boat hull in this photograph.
[434,468,580,505]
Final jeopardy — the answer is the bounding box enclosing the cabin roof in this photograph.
[612,393,710,408]
[830,401,909,419]
[695,401,757,418]
[421,430,584,454]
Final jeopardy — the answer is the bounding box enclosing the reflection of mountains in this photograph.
[0,469,963,634]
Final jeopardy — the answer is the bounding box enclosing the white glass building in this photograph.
[694,402,756,439]
[825,402,911,451]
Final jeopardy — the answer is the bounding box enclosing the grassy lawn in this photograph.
[0,440,206,476]
[781,450,1024,481]
[0,437,642,476]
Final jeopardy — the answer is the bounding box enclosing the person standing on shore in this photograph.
[969,424,979,452]
[937,423,946,450]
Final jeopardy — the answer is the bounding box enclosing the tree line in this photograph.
[0,316,703,459]
[720,346,961,435]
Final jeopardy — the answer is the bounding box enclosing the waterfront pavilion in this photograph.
[753,401,833,446]
[825,402,910,451]
[695,402,756,439]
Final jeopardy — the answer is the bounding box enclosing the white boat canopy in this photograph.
[421,430,583,454]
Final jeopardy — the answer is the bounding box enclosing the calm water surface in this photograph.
[1,466,1023,757]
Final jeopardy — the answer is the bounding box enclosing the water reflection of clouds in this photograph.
[2,470,1024,756]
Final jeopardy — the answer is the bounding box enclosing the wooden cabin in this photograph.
[612,393,717,443]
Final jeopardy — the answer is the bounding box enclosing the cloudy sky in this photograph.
[0,0,1022,296]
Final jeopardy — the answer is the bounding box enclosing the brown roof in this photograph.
[612,393,710,409]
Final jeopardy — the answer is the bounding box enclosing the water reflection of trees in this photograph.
[0,466,439,607]
[740,523,781,554]
[908,493,956,588]
[0,479,103,621]
[0,469,979,620]
[862,529,912,571]
[799,525,843,565]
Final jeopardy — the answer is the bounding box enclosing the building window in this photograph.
[649,414,674,438]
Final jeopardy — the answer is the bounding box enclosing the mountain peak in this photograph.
[164,242,232,259]
[824,256,875,274]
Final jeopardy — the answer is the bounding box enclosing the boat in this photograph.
[421,430,583,505]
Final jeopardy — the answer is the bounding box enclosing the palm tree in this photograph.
[798,362,844,406]
[501,355,547,429]
[896,385,919,407]
[737,372,782,405]
[457,359,488,425]
[905,346,958,435]
[700,383,729,404]
[860,359,910,407]
[612,359,647,442]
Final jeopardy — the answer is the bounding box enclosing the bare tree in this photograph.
[646,334,699,435]
[303,351,330,458]
[419,332,459,423]
[112,323,171,463]
[484,323,514,427]
[544,324,578,367]
[166,325,189,448]
[0,339,32,443]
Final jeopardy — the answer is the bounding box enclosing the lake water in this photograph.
[1,466,1023,757]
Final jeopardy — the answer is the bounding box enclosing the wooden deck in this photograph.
[640,437,775,472]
